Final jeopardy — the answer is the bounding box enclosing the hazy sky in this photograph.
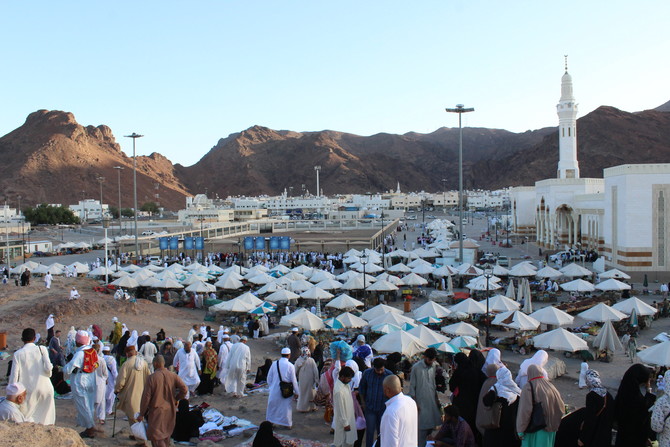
[2,1,668,166]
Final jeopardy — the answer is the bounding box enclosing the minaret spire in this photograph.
[556,57,579,179]
[564,54,568,72]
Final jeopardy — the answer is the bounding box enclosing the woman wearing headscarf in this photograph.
[481,367,522,447]
[516,364,565,447]
[615,363,655,447]
[450,352,480,438]
[127,330,139,350]
[252,420,282,447]
[115,330,131,363]
[65,326,77,359]
[476,363,501,436]
[255,359,273,384]
[172,399,204,442]
[196,341,217,395]
[160,339,176,368]
[577,369,614,447]
[652,370,670,447]
[295,347,319,412]
[516,350,549,388]
[482,348,505,374]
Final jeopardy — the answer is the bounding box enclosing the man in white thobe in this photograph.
[93,343,108,424]
[9,328,55,425]
[102,344,118,417]
[266,348,299,429]
[409,348,442,447]
[0,382,31,422]
[216,334,232,383]
[380,375,418,447]
[173,342,201,397]
[333,366,357,447]
[139,336,158,373]
[224,336,251,397]
[44,272,53,289]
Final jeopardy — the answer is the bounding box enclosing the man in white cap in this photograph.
[44,271,53,290]
[69,286,81,300]
[353,335,373,368]
[102,344,118,418]
[139,332,158,373]
[266,347,299,429]
[216,333,232,385]
[287,328,301,363]
[45,314,55,343]
[9,328,55,425]
[224,335,251,398]
[0,382,30,422]
[63,330,99,438]
[173,341,201,397]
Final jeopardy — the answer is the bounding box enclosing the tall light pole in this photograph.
[441,179,447,213]
[360,253,368,309]
[483,266,493,347]
[124,133,143,261]
[314,165,321,218]
[446,104,474,262]
[97,176,105,222]
[113,166,123,236]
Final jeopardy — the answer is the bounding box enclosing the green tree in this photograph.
[24,204,80,225]
[108,206,119,219]
[140,202,159,216]
[121,208,135,218]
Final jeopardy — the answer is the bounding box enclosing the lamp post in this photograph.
[237,237,243,274]
[113,166,123,236]
[102,218,110,285]
[446,104,474,262]
[360,253,368,308]
[124,133,143,261]
[314,165,321,218]
[483,266,493,347]
[441,179,447,213]
[97,176,105,223]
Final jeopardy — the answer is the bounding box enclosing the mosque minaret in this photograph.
[556,56,580,179]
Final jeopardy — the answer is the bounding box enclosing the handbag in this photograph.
[277,361,294,398]
[480,388,503,430]
[525,381,547,433]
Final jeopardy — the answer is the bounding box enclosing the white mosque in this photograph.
[510,60,670,273]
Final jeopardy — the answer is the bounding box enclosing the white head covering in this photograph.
[230,334,240,343]
[345,359,362,389]
[127,330,139,349]
[482,348,504,374]
[46,314,55,330]
[493,367,522,404]
[217,326,224,343]
[121,324,129,335]
[281,347,291,355]
[112,317,118,323]
[357,335,366,343]
[5,382,26,397]
[174,339,184,350]
[516,350,549,388]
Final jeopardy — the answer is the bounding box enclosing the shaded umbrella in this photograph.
[309,270,335,283]
[430,342,459,354]
[535,266,563,279]
[559,263,593,278]
[214,276,244,290]
[494,311,540,331]
[441,321,479,337]
[314,278,344,291]
[249,304,275,315]
[371,323,402,334]
[411,264,435,275]
[210,298,255,313]
[592,320,624,353]
[372,331,427,357]
[367,312,416,328]
[402,273,429,287]
[509,263,537,277]
[265,289,300,303]
[577,302,627,322]
[289,279,315,292]
[185,280,216,293]
[324,318,345,330]
[236,292,264,307]
[325,294,364,310]
[279,308,325,331]
[433,265,458,277]
[375,273,404,286]
[413,301,451,320]
[612,297,657,316]
[361,304,402,321]
[300,287,334,300]
[450,298,486,315]
[560,279,596,293]
[332,312,368,329]
[366,280,399,292]
[637,340,670,367]
[449,335,478,349]
[529,306,574,326]
[417,316,442,324]
[599,269,631,280]
[506,281,516,301]
[595,278,631,291]
[407,325,451,345]
[483,295,520,312]
[110,276,140,289]
[532,328,588,352]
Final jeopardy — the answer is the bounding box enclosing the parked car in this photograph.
[497,256,509,267]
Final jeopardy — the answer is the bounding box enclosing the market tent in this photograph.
[466,277,502,292]
[612,297,657,316]
[577,303,627,322]
[236,292,264,307]
[214,276,244,290]
[331,312,368,329]
[532,328,588,352]
[374,273,404,286]
[599,269,631,280]
[535,266,563,279]
[256,282,281,295]
[110,276,140,289]
[529,306,575,326]
[68,262,90,274]
[509,263,537,277]
[491,265,511,276]
[592,320,624,353]
[372,331,427,357]
[450,298,487,315]
[265,289,300,303]
[325,294,364,310]
[483,295,520,313]
[291,265,313,276]
[210,298,255,313]
[413,301,451,320]
[433,265,458,277]
[300,287,334,300]
[407,325,452,346]
[279,308,325,331]
[185,281,216,293]
[441,321,479,337]
[247,273,275,285]
[401,273,429,287]
[595,278,632,291]
[411,264,435,275]
[289,279,315,292]
[366,280,399,292]
[371,323,402,334]
[309,270,335,283]
[367,312,416,328]
[157,278,184,289]
[360,304,403,321]
[637,340,670,367]
[493,311,540,331]
[560,279,596,293]
[88,266,115,276]
[559,263,593,278]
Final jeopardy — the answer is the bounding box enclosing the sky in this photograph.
[1,1,668,166]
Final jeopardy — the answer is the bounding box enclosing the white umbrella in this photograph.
[214,276,244,290]
[612,297,657,316]
[300,287,334,300]
[68,262,90,274]
[110,276,140,289]
[210,298,255,313]
[433,265,458,277]
[529,306,574,326]
[266,289,300,303]
[457,264,483,276]
[402,273,429,286]
[309,270,335,283]
[247,273,275,285]
[157,278,184,289]
[559,263,593,278]
[577,302,627,322]
[407,325,452,345]
[112,270,130,278]
[371,323,402,334]
[450,298,487,315]
[599,269,631,280]
[332,312,368,329]
[494,311,540,331]
[88,266,115,276]
[413,301,451,320]
[637,340,670,367]
[292,265,313,276]
[360,304,403,321]
[336,270,359,282]
[491,265,511,276]
[441,321,479,337]
[283,271,308,281]
[372,331,427,357]
[466,278,502,292]
[387,262,411,274]
[279,308,325,331]
[595,278,632,291]
[522,278,533,314]
[592,320,624,353]
[560,279,596,293]
[289,279,315,292]
[344,249,363,257]
[535,266,563,279]
[185,280,216,293]
[483,295,520,312]
[367,312,416,328]
[366,280,399,292]
[411,264,435,275]
[270,264,291,275]
[506,281,516,301]
[237,292,264,307]
[450,335,479,348]
[375,273,404,286]
[509,263,537,277]
[131,269,155,281]
[315,279,344,290]
[532,328,588,352]
[256,282,281,295]
[325,294,364,310]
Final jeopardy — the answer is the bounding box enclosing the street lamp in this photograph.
[97,176,105,222]
[446,104,474,262]
[113,166,123,236]
[360,253,369,308]
[441,179,447,213]
[124,132,143,261]
[483,266,493,347]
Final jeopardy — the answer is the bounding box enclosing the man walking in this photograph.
[409,348,442,447]
[138,355,188,447]
[63,330,98,438]
[102,344,118,418]
[359,357,393,446]
[266,347,299,429]
[216,333,232,384]
[287,328,301,363]
[380,374,417,447]
[48,330,65,367]
[174,341,201,397]
[115,345,150,431]
[9,328,55,424]
[333,366,357,447]
[224,336,251,398]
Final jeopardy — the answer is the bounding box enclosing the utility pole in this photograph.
[113,166,123,236]
[124,133,143,261]
[97,176,105,222]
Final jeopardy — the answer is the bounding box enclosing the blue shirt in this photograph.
[358,367,393,412]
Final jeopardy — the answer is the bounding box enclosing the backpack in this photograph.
[82,348,99,373]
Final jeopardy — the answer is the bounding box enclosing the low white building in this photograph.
[69,200,110,221]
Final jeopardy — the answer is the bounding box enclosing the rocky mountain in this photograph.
[1,105,669,211]
[0,110,190,210]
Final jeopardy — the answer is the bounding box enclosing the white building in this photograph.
[510,61,670,272]
[69,199,110,221]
